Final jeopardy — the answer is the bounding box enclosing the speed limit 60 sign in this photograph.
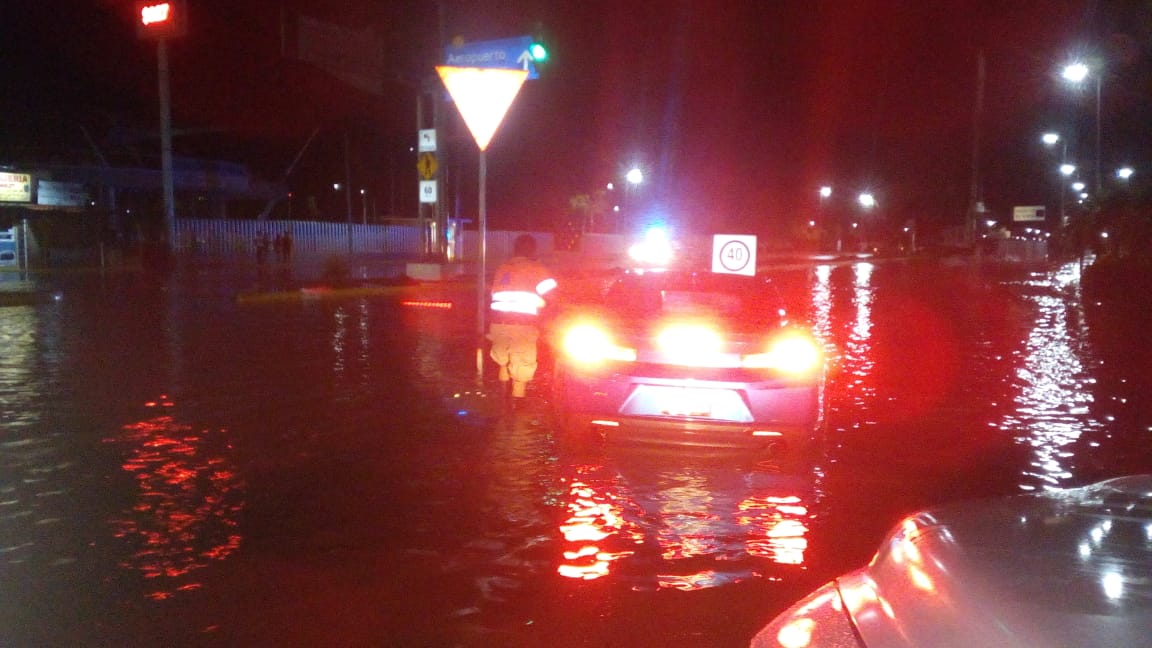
[712,234,757,276]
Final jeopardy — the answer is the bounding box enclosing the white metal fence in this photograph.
[174,218,561,265]
[175,219,420,258]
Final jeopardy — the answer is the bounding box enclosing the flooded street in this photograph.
[1,258,1148,647]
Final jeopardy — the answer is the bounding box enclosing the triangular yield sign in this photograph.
[436,66,529,151]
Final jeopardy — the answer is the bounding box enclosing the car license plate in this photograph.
[621,385,753,421]
[660,387,714,417]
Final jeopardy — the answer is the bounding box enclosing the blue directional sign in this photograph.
[444,36,539,80]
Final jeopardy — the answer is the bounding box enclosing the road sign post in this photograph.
[436,65,529,378]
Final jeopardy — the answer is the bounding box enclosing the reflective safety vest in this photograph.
[489,257,556,321]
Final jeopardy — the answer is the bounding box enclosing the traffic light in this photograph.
[134,0,187,40]
[528,41,548,64]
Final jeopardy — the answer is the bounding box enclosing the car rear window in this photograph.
[604,272,784,329]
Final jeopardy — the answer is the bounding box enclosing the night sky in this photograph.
[2,1,1150,236]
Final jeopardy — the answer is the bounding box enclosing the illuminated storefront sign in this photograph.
[0,172,32,203]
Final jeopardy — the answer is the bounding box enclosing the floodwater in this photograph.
[0,258,1147,647]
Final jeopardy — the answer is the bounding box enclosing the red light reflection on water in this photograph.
[556,466,812,586]
[739,495,809,565]
[556,476,638,580]
[104,395,243,600]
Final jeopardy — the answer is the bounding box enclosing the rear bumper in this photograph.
[572,414,819,453]
[554,368,824,454]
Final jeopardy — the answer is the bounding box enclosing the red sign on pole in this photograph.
[135,1,187,39]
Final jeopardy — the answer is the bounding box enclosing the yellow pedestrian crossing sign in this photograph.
[417,152,438,180]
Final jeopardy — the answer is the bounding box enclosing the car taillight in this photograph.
[743,332,823,374]
[561,324,637,364]
[655,324,724,366]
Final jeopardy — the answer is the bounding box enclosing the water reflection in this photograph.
[105,395,243,600]
[327,301,372,387]
[805,263,876,414]
[999,262,1107,490]
[0,302,75,568]
[845,263,877,413]
[808,265,833,344]
[0,304,42,430]
[556,452,819,590]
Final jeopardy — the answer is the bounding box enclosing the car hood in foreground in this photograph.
[755,475,1152,647]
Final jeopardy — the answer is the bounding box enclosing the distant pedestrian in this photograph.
[254,230,271,265]
[282,230,293,263]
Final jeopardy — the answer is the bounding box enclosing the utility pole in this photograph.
[135,1,188,253]
[433,0,447,261]
[344,130,353,253]
[967,49,986,247]
[158,39,176,250]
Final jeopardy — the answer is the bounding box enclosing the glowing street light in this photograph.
[1062,60,1102,194]
[1061,62,1089,83]
[1116,166,1134,180]
[621,167,644,228]
[1042,133,1070,226]
[858,192,876,209]
[817,186,833,251]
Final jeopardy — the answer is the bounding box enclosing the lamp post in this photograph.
[1062,62,1101,195]
[818,186,832,251]
[857,192,876,252]
[1042,132,1070,226]
[600,181,615,233]
[624,167,643,229]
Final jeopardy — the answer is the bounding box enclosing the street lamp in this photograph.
[818,186,832,251]
[623,167,644,229]
[1043,133,1070,226]
[1116,166,1134,180]
[1062,61,1102,195]
[854,192,876,252]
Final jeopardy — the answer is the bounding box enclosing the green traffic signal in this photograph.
[529,42,548,63]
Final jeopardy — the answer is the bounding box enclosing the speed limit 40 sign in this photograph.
[712,234,757,276]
